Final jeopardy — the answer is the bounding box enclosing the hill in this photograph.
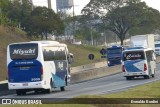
[0,26,104,81]
[0,26,30,81]
[67,44,103,67]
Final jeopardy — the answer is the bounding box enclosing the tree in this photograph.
[82,0,160,45]
[0,0,10,25]
[27,7,64,40]
[6,0,32,27]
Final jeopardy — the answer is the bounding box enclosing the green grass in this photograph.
[66,80,160,107]
[68,44,103,67]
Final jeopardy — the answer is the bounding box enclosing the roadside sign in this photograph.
[100,48,106,55]
[88,54,94,60]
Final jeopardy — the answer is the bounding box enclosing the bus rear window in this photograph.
[123,51,145,61]
[10,43,38,60]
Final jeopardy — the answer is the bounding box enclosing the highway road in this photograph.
[1,63,160,99]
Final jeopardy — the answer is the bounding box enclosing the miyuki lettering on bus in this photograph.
[12,49,35,55]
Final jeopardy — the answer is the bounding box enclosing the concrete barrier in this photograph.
[71,61,107,73]
[71,65,121,83]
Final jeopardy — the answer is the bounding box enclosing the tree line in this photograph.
[80,0,160,45]
[0,0,64,40]
[0,0,160,45]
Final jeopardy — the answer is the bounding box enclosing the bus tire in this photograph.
[60,87,65,91]
[16,90,26,95]
[152,70,155,78]
[43,79,53,93]
[16,90,21,96]
[65,76,67,86]
[44,88,52,93]
[126,77,131,80]
[144,75,150,79]
[47,79,53,93]
[21,90,26,95]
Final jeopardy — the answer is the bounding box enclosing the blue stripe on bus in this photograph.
[52,73,65,87]
[124,60,143,72]
[8,60,42,83]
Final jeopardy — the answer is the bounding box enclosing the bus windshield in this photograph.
[107,48,122,54]
[10,43,38,60]
[155,44,160,48]
[123,51,145,61]
[43,46,66,61]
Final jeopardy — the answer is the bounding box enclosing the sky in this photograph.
[142,0,160,11]
[32,0,160,15]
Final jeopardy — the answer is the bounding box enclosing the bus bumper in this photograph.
[123,72,148,77]
[8,81,46,90]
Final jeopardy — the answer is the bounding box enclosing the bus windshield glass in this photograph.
[155,44,160,48]
[10,43,38,60]
[43,46,66,61]
[107,48,122,54]
[123,51,145,61]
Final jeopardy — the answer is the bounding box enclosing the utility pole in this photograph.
[90,25,93,45]
[30,0,34,11]
[72,0,75,43]
[72,0,74,16]
[48,0,52,9]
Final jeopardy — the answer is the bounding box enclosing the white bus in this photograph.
[7,41,73,95]
[122,47,156,80]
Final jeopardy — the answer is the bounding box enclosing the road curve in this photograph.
[1,64,160,99]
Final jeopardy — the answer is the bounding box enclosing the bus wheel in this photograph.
[65,76,68,86]
[126,77,131,80]
[152,70,155,78]
[16,90,21,96]
[60,87,65,91]
[44,88,52,93]
[144,75,150,79]
[47,80,53,93]
[16,90,26,95]
[43,80,53,93]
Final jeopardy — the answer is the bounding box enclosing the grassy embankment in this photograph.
[0,26,103,81]
[0,26,29,81]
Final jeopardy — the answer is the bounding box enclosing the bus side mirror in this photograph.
[68,53,74,64]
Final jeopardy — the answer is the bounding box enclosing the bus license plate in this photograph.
[133,73,137,75]
[22,83,28,86]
